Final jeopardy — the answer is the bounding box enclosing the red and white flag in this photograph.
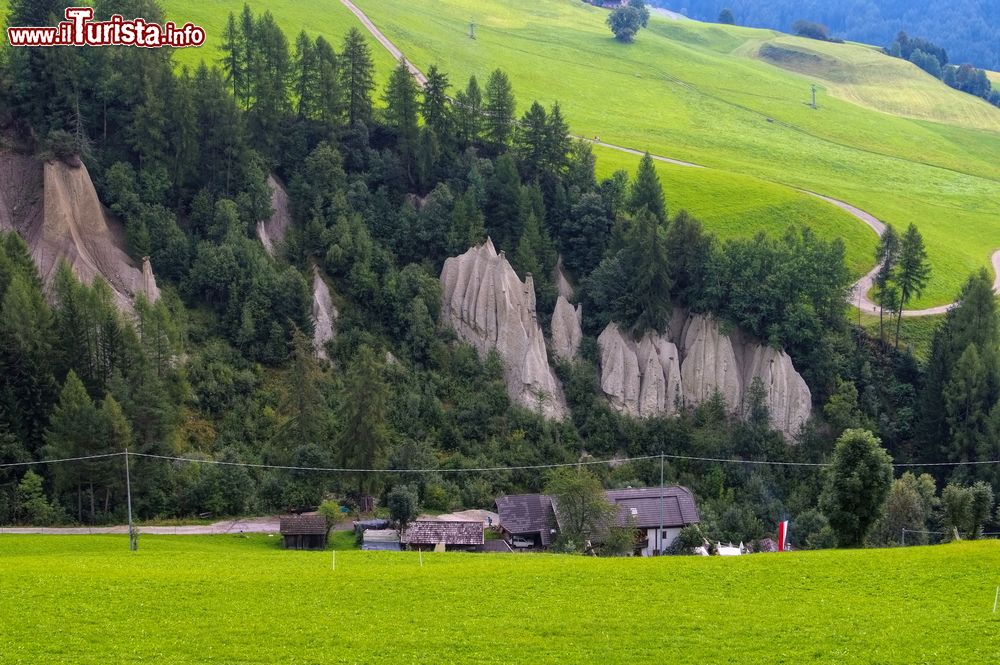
[778,520,789,552]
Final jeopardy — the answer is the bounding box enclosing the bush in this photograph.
[805,525,838,549]
[793,20,830,41]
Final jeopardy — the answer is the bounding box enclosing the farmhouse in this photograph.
[400,520,484,551]
[494,494,559,548]
[605,486,701,556]
[279,515,328,550]
[495,486,700,555]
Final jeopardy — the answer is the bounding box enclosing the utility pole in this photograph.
[811,84,818,109]
[125,448,137,552]
[658,452,664,555]
[469,20,476,39]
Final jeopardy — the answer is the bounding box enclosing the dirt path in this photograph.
[0,516,282,536]
[341,1,1000,318]
[340,0,427,86]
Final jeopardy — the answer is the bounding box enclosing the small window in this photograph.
[661,531,668,538]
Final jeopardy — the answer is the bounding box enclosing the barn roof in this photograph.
[605,486,700,529]
[494,494,557,546]
[279,515,328,535]
[401,520,484,545]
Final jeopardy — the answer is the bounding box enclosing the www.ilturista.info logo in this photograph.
[6,7,205,48]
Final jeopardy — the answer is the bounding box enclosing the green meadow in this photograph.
[345,0,1000,308]
[1,535,999,663]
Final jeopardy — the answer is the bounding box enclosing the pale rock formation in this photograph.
[1,156,159,313]
[742,345,812,436]
[311,267,337,360]
[550,295,582,360]
[679,313,743,413]
[441,239,567,420]
[140,257,160,302]
[597,324,681,418]
[596,311,811,438]
[256,174,291,257]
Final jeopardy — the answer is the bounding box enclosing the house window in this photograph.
[661,531,668,539]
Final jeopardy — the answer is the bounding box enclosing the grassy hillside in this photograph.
[2,535,999,663]
[4,0,998,307]
[344,0,1000,308]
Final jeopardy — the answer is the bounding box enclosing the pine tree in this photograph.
[422,65,451,138]
[895,223,931,347]
[383,59,421,183]
[453,76,484,146]
[484,69,516,152]
[448,189,486,255]
[220,13,245,102]
[873,224,900,342]
[515,101,548,180]
[338,345,390,495]
[624,207,673,333]
[944,344,992,464]
[43,371,100,522]
[340,28,375,127]
[544,102,572,174]
[628,152,666,222]
[237,3,257,109]
[485,154,523,252]
[315,36,345,129]
[292,31,319,119]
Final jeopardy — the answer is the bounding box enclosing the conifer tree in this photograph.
[340,28,375,127]
[338,345,390,495]
[453,75,484,146]
[422,65,451,138]
[484,69,516,152]
[628,152,666,222]
[383,59,421,183]
[895,223,931,346]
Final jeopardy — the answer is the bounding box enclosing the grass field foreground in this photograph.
[1,535,999,663]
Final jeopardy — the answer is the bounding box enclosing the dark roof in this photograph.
[605,486,700,529]
[280,515,328,535]
[494,494,558,546]
[401,520,484,545]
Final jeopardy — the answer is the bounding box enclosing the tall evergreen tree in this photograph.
[383,59,421,183]
[292,31,319,120]
[484,69,516,152]
[340,28,375,127]
[314,36,345,129]
[421,65,451,138]
[628,152,666,222]
[453,76,484,146]
[484,154,524,252]
[873,224,901,341]
[338,345,390,496]
[43,371,100,522]
[894,223,931,347]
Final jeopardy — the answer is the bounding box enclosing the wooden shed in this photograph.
[400,520,484,552]
[280,515,329,550]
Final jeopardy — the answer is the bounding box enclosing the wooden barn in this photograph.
[279,515,329,550]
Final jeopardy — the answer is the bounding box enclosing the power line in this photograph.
[0,452,124,469]
[4,450,1000,473]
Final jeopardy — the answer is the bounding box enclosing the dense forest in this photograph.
[651,0,1000,71]
[1,0,998,549]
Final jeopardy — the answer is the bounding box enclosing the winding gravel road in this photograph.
[340,0,1000,317]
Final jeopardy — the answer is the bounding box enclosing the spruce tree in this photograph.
[484,69,516,152]
[895,223,931,346]
[628,152,666,222]
[340,28,375,127]
[873,224,900,341]
[453,75,484,146]
[292,31,319,119]
[338,345,390,495]
[383,59,421,183]
[422,65,451,137]
[315,36,346,129]
[485,154,524,252]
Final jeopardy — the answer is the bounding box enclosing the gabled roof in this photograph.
[605,486,700,529]
[279,515,328,535]
[401,520,484,546]
[494,494,558,546]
